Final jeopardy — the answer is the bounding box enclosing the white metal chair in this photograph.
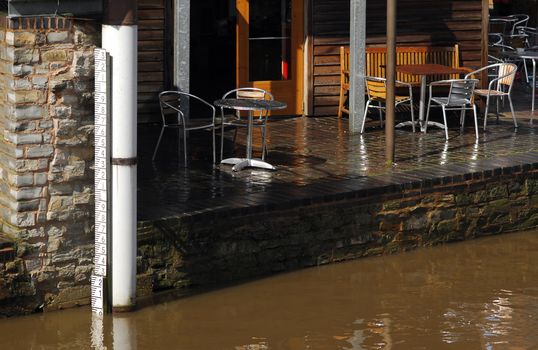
[152,91,216,164]
[220,87,273,161]
[464,63,518,130]
[424,78,479,140]
[361,76,415,133]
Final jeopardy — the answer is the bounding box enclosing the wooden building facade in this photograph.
[136,0,488,120]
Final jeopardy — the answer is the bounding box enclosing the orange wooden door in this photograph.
[236,0,304,115]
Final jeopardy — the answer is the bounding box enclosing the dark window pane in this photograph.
[249,0,292,81]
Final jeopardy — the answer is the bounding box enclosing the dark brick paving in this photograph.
[138,82,538,221]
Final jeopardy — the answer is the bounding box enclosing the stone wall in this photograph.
[0,16,99,316]
[136,169,538,297]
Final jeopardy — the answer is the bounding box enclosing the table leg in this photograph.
[530,59,536,124]
[220,107,276,172]
[246,110,253,159]
[419,75,426,132]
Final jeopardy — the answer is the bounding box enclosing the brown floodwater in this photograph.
[1,231,538,350]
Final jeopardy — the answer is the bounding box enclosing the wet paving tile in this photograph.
[138,83,538,221]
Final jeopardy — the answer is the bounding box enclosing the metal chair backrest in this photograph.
[488,33,503,47]
[489,18,509,35]
[447,79,477,105]
[364,77,387,100]
[159,90,215,126]
[502,34,527,49]
[159,91,186,126]
[508,14,529,34]
[222,87,274,120]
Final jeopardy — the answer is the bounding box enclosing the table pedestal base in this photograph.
[395,120,445,132]
[221,157,276,172]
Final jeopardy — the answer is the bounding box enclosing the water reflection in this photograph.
[1,232,538,349]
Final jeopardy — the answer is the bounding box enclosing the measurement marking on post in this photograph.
[91,48,110,315]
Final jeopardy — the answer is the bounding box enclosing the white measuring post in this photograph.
[91,48,111,316]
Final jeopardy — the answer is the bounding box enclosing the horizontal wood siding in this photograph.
[138,0,170,123]
[311,0,484,116]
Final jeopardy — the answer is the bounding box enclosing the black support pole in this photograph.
[386,0,396,165]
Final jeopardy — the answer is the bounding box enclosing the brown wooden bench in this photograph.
[338,45,465,117]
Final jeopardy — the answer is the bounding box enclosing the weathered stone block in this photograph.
[41,49,69,62]
[11,64,33,77]
[10,212,36,227]
[47,31,70,44]
[9,78,32,90]
[10,186,43,200]
[48,196,73,212]
[32,76,48,89]
[8,90,46,104]
[6,31,37,47]
[8,173,34,187]
[12,105,45,120]
[4,132,42,145]
[34,173,48,186]
[7,48,40,64]
[26,145,54,159]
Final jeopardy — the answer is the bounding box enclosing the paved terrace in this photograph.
[137,82,538,221]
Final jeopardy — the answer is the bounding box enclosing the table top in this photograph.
[214,98,287,111]
[396,63,470,76]
[501,50,538,60]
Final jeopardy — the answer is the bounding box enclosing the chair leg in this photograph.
[483,95,490,130]
[361,100,371,133]
[473,104,479,140]
[212,126,216,164]
[441,105,449,140]
[220,122,225,161]
[524,58,530,83]
[460,107,465,132]
[424,99,432,133]
[409,98,416,133]
[508,95,518,128]
[378,101,384,128]
[338,86,345,118]
[261,126,267,161]
[152,126,165,161]
[496,97,500,124]
[183,129,188,165]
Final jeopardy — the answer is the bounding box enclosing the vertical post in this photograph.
[481,0,489,89]
[385,0,396,164]
[103,0,138,312]
[174,0,190,92]
[349,0,366,133]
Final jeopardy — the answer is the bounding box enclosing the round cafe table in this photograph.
[214,98,287,171]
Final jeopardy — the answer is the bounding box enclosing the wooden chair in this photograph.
[337,46,350,118]
[361,76,415,133]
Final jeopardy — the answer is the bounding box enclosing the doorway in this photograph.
[190,0,237,103]
[236,0,304,115]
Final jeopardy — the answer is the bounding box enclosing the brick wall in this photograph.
[136,170,538,298]
[0,16,99,316]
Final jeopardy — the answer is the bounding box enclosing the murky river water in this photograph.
[1,231,538,349]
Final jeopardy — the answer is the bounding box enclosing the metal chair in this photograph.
[361,76,415,133]
[465,63,518,130]
[424,78,479,140]
[508,14,530,35]
[220,87,273,161]
[152,91,216,164]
